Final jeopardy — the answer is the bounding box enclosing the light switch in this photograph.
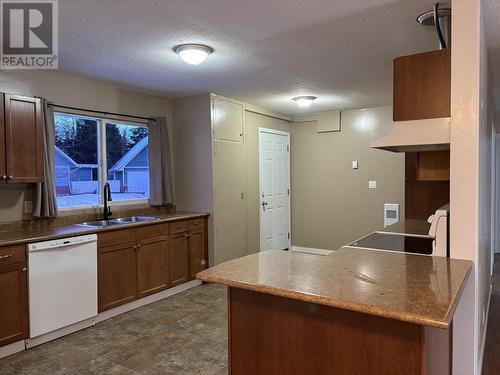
[352,161,358,169]
[369,181,377,189]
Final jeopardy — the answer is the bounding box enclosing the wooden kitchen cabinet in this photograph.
[189,228,206,279]
[393,49,451,121]
[169,232,190,286]
[97,218,208,312]
[3,94,43,183]
[0,97,5,183]
[0,245,28,346]
[136,237,169,298]
[98,242,137,312]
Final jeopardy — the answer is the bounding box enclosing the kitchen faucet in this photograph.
[103,182,113,220]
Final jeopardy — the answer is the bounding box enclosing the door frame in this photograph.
[258,127,291,251]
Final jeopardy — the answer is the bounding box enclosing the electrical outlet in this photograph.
[369,181,377,189]
[352,161,358,169]
[24,200,33,214]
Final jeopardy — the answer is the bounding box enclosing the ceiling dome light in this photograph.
[175,44,213,65]
[293,96,317,108]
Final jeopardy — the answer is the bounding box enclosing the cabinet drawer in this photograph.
[0,245,26,267]
[188,219,205,231]
[170,221,188,234]
[98,229,135,248]
[136,223,169,241]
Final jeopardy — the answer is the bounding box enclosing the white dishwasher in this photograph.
[28,234,98,340]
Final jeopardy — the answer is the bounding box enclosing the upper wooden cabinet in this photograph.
[393,49,451,122]
[1,94,43,183]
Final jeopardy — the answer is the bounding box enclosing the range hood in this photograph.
[370,117,450,152]
[371,2,451,153]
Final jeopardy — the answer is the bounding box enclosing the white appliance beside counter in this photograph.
[27,234,98,346]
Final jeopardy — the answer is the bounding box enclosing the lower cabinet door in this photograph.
[0,265,28,346]
[169,233,189,286]
[137,237,169,298]
[98,242,137,312]
[189,229,206,279]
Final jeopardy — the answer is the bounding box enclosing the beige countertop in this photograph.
[0,211,209,247]
[197,248,472,329]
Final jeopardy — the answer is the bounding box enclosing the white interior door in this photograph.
[259,128,290,251]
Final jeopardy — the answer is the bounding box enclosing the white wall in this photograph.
[450,1,493,373]
[290,107,405,250]
[494,134,500,255]
[0,70,173,223]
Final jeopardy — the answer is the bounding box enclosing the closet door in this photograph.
[212,98,245,264]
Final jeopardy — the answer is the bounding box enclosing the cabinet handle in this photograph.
[1,175,6,180]
[194,221,199,225]
[8,175,13,180]
[22,267,27,272]
[0,254,12,260]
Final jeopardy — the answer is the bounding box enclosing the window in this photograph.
[54,113,149,209]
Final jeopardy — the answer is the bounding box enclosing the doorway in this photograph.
[259,128,291,251]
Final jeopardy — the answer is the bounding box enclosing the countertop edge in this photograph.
[442,264,473,324]
[197,271,458,329]
[0,212,210,247]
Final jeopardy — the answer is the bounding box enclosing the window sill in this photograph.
[58,199,150,217]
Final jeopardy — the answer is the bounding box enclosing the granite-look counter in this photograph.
[0,211,209,247]
[197,248,472,329]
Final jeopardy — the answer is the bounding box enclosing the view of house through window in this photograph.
[54,113,149,209]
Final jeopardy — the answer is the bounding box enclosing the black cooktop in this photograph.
[348,232,434,255]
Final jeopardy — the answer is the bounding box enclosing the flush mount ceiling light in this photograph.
[175,44,213,65]
[293,96,317,108]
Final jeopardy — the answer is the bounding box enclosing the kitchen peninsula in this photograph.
[197,248,472,375]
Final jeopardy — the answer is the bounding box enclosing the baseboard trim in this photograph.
[25,318,97,349]
[0,280,202,359]
[97,279,202,322]
[0,341,25,359]
[478,283,493,375]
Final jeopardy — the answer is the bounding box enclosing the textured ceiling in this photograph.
[58,0,440,115]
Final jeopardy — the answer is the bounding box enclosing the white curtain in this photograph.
[148,117,174,206]
[33,99,59,218]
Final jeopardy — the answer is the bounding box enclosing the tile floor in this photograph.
[0,284,228,375]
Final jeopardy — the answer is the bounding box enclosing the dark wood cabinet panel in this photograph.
[416,150,450,181]
[169,233,189,286]
[0,94,5,183]
[98,228,135,248]
[0,264,28,346]
[135,223,169,241]
[98,242,137,312]
[405,152,450,220]
[393,49,451,121]
[189,229,206,280]
[4,94,43,183]
[229,287,438,375]
[137,237,169,298]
